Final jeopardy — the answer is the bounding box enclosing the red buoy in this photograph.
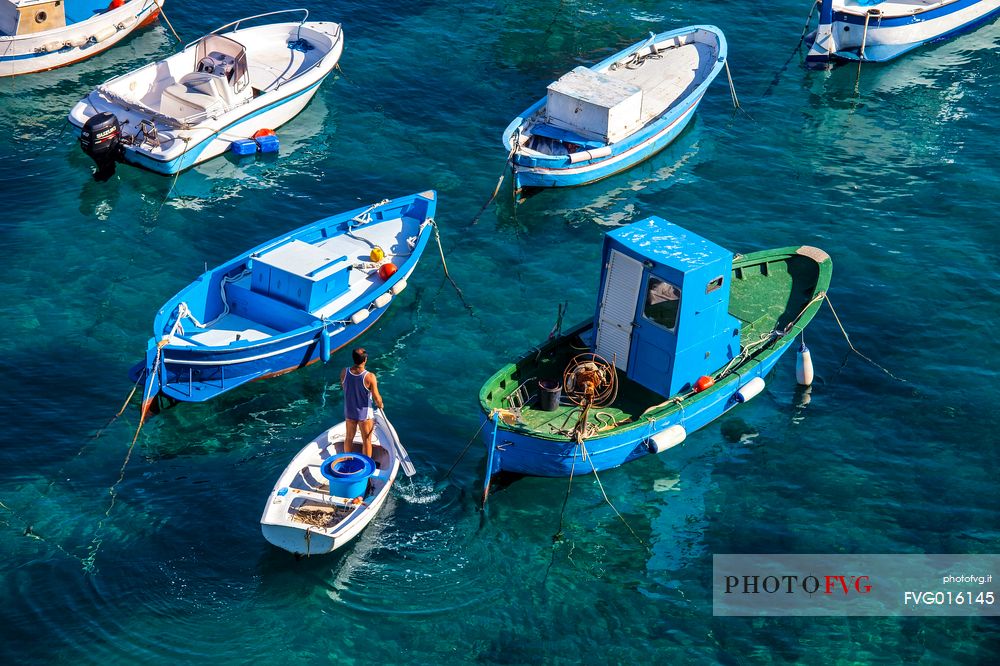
[694,375,715,392]
[252,128,275,139]
[378,263,398,280]
[108,0,124,8]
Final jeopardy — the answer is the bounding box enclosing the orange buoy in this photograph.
[108,0,124,8]
[378,263,398,280]
[694,375,715,392]
[252,128,275,139]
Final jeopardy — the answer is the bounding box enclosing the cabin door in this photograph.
[594,249,644,371]
[627,271,679,398]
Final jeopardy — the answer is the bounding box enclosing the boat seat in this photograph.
[301,465,328,491]
[159,72,230,120]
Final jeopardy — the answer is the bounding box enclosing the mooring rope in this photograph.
[82,343,163,572]
[88,371,144,443]
[157,4,183,43]
[798,0,820,46]
[543,447,580,582]
[859,8,882,61]
[824,294,908,382]
[470,134,519,226]
[547,301,567,340]
[439,418,488,483]
[0,499,86,564]
[153,147,186,218]
[585,455,651,554]
[432,221,474,314]
[333,62,354,85]
[724,61,740,109]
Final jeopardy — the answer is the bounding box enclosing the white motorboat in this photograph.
[68,9,343,176]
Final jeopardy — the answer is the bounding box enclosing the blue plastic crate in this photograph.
[255,134,280,154]
[229,138,257,156]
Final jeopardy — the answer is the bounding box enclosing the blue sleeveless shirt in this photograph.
[342,368,374,421]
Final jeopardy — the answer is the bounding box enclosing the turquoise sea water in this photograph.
[2,0,999,662]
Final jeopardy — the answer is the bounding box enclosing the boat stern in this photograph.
[805,0,837,69]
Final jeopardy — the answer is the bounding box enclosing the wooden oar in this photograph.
[375,409,415,477]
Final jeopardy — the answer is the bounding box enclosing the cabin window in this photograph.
[706,276,723,294]
[643,277,681,331]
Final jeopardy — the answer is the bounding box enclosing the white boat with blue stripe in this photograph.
[805,0,1000,66]
[67,9,342,176]
[502,25,727,193]
[1,0,162,77]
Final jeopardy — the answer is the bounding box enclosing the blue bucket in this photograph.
[320,453,376,498]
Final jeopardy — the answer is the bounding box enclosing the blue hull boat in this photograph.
[502,25,727,192]
[133,191,436,413]
[805,0,1000,67]
[478,218,832,499]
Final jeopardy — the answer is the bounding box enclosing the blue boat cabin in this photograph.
[592,217,741,398]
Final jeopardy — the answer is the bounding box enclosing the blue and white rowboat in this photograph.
[68,9,342,175]
[805,0,1000,66]
[502,25,727,192]
[132,191,437,414]
[1,0,162,78]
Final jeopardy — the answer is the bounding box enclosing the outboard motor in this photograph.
[80,112,123,181]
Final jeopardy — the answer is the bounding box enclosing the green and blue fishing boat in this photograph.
[478,217,832,500]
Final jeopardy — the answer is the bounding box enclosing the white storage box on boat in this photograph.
[545,67,643,143]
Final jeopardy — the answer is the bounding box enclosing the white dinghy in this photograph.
[261,411,411,556]
[68,9,342,177]
[0,0,162,78]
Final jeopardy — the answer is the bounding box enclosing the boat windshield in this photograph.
[194,34,249,94]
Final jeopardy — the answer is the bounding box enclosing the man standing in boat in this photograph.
[340,348,384,458]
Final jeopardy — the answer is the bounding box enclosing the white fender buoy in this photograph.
[349,309,370,325]
[41,41,64,52]
[389,279,407,295]
[647,425,686,454]
[67,36,88,48]
[91,25,118,43]
[373,293,392,308]
[734,376,766,403]
[795,342,814,386]
[567,145,613,164]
